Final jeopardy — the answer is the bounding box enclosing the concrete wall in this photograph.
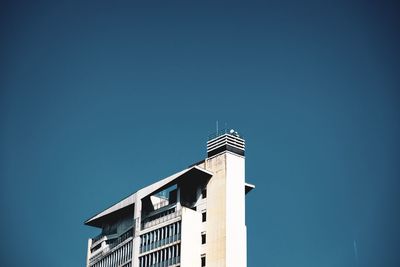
[181,207,201,266]
[225,152,246,267]
[205,153,227,267]
[204,151,246,267]
[86,238,92,267]
[132,196,142,267]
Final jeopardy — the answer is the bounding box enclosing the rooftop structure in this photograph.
[84,129,255,267]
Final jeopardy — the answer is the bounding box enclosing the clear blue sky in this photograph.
[1,0,399,266]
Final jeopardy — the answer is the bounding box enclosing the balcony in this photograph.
[141,209,181,230]
[150,256,180,267]
[140,234,181,253]
[90,226,134,261]
[89,238,133,267]
[153,199,169,210]
[91,221,134,249]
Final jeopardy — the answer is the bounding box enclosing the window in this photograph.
[201,188,207,198]
[201,255,206,267]
[202,211,206,222]
[201,232,206,244]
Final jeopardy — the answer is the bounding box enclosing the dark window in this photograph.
[201,255,206,267]
[201,188,207,198]
[201,233,206,244]
[202,211,206,222]
[90,243,101,253]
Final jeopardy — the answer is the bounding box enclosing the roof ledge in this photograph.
[84,166,213,228]
[245,182,255,194]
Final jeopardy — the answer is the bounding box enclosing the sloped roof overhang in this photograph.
[84,166,213,228]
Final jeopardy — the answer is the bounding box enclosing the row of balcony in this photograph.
[91,221,135,247]
[141,209,181,230]
[141,256,180,267]
[89,239,133,267]
[89,237,133,264]
[140,234,181,254]
[90,227,134,263]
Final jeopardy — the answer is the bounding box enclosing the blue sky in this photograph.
[1,0,399,266]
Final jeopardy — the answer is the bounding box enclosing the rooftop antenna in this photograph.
[353,239,359,267]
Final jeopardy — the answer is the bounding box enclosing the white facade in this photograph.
[84,130,254,267]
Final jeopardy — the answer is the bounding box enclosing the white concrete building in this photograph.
[84,130,255,267]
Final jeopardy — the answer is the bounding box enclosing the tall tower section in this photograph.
[203,130,248,267]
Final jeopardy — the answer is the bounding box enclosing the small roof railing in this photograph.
[208,128,244,141]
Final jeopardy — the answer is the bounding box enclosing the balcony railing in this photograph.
[153,199,169,211]
[90,225,134,261]
[150,256,180,267]
[89,237,133,264]
[89,238,133,267]
[91,222,134,246]
[141,210,181,230]
[92,232,109,244]
[140,234,181,253]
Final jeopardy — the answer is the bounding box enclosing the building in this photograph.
[84,129,255,267]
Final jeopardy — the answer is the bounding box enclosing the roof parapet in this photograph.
[207,129,245,157]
